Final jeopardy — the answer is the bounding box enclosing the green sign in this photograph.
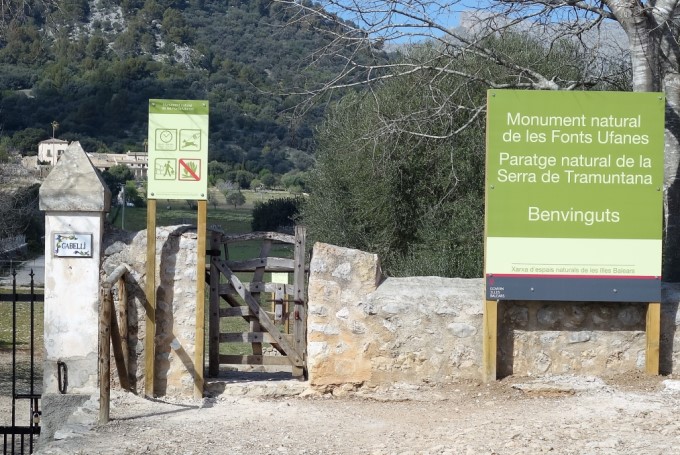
[485,90,665,302]
[147,99,209,200]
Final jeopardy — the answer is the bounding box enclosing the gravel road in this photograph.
[32,372,680,455]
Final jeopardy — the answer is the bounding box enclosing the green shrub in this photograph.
[251,197,301,232]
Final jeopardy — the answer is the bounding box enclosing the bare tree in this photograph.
[0,185,40,241]
[275,0,680,279]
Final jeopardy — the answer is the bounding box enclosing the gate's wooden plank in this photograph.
[219,282,294,296]
[213,259,304,366]
[209,230,221,377]
[222,232,295,244]
[292,225,307,378]
[251,240,272,357]
[219,305,257,318]
[219,355,293,366]
[220,332,268,343]
[0,294,44,302]
[226,257,294,272]
[220,306,255,317]
[219,332,295,345]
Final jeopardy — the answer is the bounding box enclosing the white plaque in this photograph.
[54,233,93,258]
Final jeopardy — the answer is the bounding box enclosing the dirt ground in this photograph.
[26,371,680,455]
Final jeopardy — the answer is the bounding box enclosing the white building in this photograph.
[37,138,69,166]
[87,151,149,179]
[34,139,149,179]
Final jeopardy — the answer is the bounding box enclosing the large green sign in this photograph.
[147,99,209,200]
[485,90,664,302]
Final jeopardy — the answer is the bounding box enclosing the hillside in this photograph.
[0,0,386,187]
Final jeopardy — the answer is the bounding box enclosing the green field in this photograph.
[109,189,293,233]
[0,299,43,351]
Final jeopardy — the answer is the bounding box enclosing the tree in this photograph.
[101,164,135,203]
[275,0,680,279]
[301,49,489,276]
[124,180,145,207]
[225,190,246,208]
[252,197,301,232]
[0,184,42,246]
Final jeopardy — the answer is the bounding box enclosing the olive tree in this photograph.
[303,35,591,277]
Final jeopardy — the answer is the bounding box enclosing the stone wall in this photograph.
[308,242,680,388]
[102,225,199,397]
[101,234,680,396]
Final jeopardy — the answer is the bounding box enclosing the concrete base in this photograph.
[38,393,94,446]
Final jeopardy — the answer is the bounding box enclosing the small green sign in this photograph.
[485,90,665,301]
[147,99,209,200]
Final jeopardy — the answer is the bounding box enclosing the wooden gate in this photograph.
[206,226,307,378]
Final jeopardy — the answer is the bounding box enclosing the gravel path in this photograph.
[33,373,680,455]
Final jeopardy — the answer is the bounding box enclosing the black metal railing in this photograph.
[0,268,43,454]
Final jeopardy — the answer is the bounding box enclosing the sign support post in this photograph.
[194,200,207,399]
[144,199,157,397]
[646,302,661,374]
[483,300,498,382]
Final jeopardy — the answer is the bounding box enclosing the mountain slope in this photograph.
[0,0,384,185]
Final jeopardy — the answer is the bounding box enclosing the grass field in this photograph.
[109,189,293,233]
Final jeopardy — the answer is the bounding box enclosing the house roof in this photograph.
[39,138,69,145]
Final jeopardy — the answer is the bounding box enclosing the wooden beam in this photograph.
[109,291,130,391]
[222,232,295,244]
[208,230,221,378]
[99,286,111,424]
[292,225,307,378]
[117,276,129,385]
[194,200,207,399]
[646,302,661,375]
[219,354,294,366]
[219,332,294,344]
[144,199,157,398]
[250,240,272,358]
[218,282,294,296]
[482,299,498,382]
[220,306,255,318]
[225,257,294,273]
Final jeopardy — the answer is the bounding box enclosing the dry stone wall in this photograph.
[102,225,199,397]
[308,242,680,388]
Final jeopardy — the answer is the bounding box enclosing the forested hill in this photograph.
[0,0,380,186]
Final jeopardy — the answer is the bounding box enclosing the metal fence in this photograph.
[0,269,42,454]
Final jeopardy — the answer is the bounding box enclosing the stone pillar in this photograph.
[39,142,110,439]
[307,243,382,387]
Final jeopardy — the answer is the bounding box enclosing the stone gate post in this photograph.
[38,141,111,439]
